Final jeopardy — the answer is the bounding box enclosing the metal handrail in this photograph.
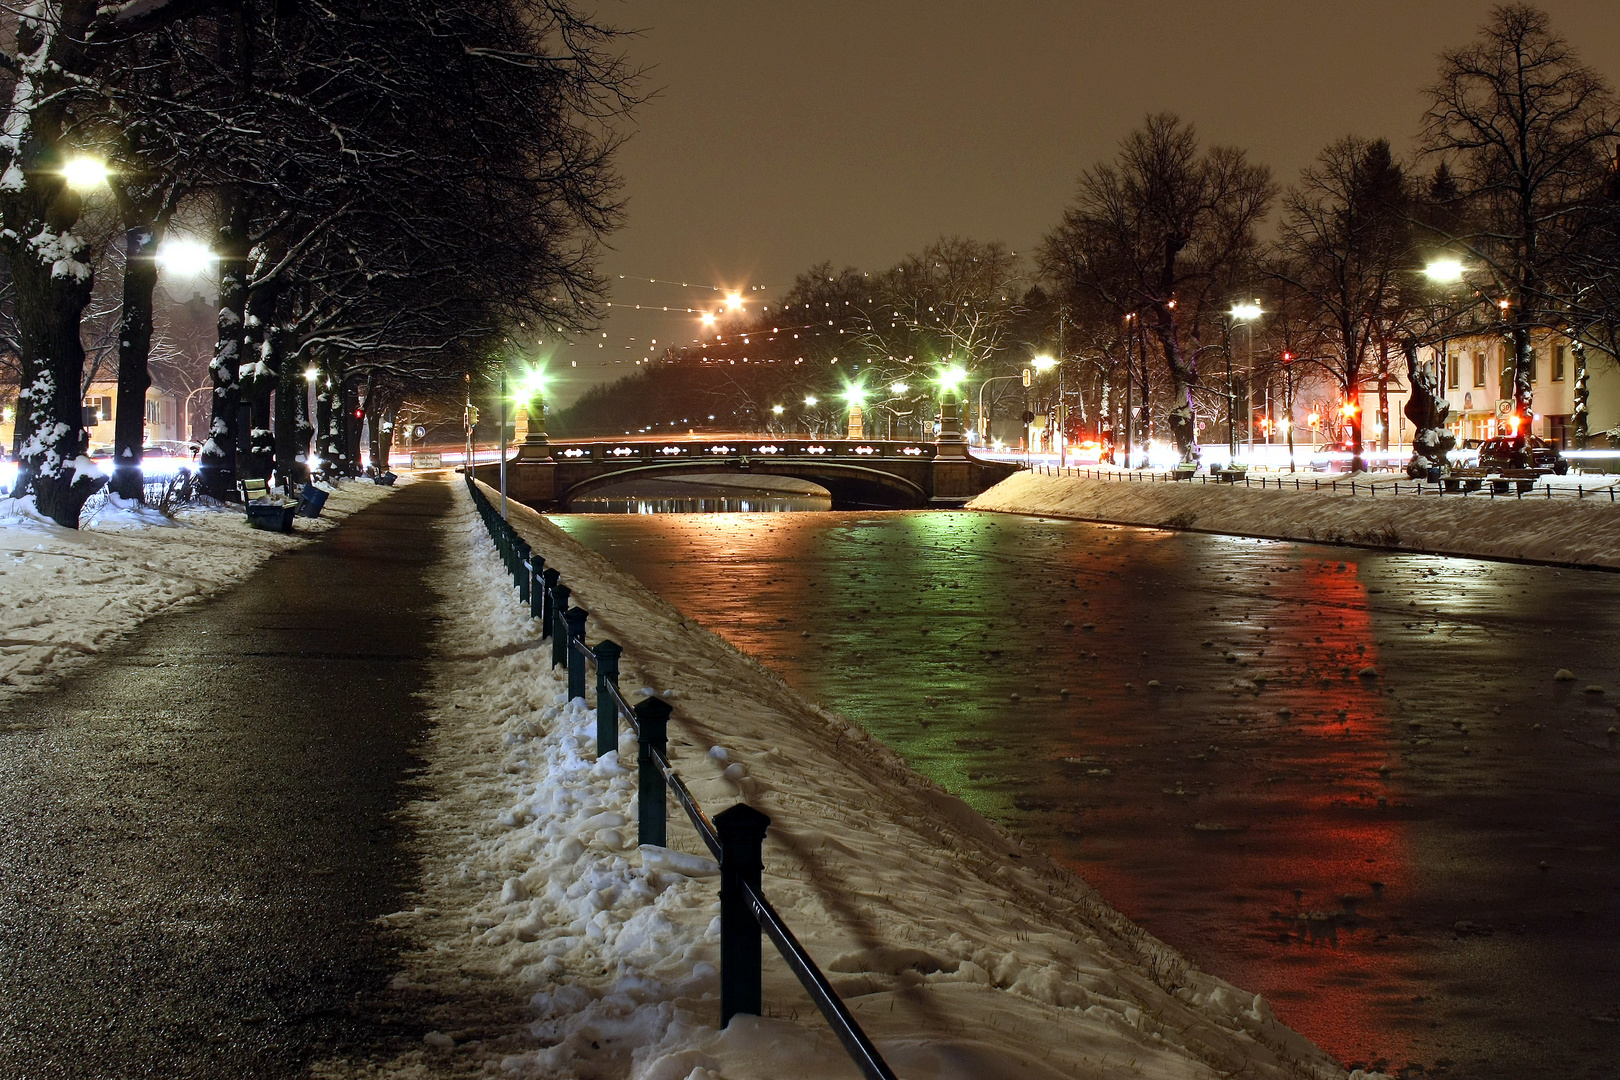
[743,876,898,1080]
[463,475,897,1080]
[578,639,724,860]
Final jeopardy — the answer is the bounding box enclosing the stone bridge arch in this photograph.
[559,460,929,510]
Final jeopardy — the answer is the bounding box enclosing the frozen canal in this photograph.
[555,509,1620,1079]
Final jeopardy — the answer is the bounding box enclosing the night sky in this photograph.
[549,1,1620,404]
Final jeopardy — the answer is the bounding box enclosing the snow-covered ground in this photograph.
[0,481,399,698]
[346,479,1355,1080]
[968,469,1620,569]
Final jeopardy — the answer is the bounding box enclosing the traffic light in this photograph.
[1021,368,1031,387]
[465,405,480,428]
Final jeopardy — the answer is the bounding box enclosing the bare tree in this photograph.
[1422,3,1620,433]
[1041,113,1274,461]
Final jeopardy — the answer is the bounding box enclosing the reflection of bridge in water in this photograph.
[474,434,1020,510]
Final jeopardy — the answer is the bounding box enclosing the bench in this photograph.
[1442,468,1487,493]
[240,478,297,532]
[1213,464,1248,484]
[1172,462,1199,481]
[1490,472,1539,494]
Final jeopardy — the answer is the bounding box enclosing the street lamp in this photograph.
[1423,258,1465,284]
[61,156,109,192]
[1229,301,1262,456]
[155,239,216,277]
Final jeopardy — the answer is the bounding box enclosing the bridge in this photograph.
[472,433,1021,510]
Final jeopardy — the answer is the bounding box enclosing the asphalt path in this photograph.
[0,479,449,1078]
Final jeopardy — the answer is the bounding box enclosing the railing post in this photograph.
[540,568,560,639]
[634,696,670,847]
[516,539,531,601]
[565,607,589,700]
[595,640,622,757]
[528,555,545,619]
[551,583,571,667]
[716,803,771,1027]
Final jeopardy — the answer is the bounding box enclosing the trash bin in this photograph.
[298,483,329,517]
[1426,466,1441,483]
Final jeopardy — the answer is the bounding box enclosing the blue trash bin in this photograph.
[299,483,329,517]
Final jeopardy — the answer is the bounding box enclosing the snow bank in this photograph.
[969,470,1620,569]
[0,480,399,697]
[360,481,1349,1080]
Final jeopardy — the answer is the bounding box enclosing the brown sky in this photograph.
[548,0,1620,404]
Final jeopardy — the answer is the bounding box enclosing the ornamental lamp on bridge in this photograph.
[843,383,865,439]
[513,366,552,461]
[935,364,968,452]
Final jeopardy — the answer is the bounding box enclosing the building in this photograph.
[1343,330,1620,450]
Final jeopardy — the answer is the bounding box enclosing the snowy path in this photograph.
[0,481,397,700]
[0,481,449,1077]
[353,480,1353,1080]
[969,471,1620,568]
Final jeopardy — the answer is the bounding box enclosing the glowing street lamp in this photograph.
[1423,258,1465,283]
[890,381,908,395]
[304,367,318,382]
[1030,354,1057,372]
[61,156,109,192]
[771,404,784,415]
[155,239,216,277]
[804,395,818,407]
[1228,301,1263,322]
[725,291,744,312]
[937,364,967,390]
[700,311,717,327]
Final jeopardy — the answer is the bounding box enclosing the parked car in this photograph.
[1307,441,1355,472]
[1477,434,1568,474]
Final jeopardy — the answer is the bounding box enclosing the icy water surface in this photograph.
[555,511,1620,1079]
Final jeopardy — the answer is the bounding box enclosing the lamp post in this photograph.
[1229,301,1262,459]
[936,365,967,449]
[976,374,1022,446]
[1030,354,1057,459]
[513,367,551,461]
[843,383,865,439]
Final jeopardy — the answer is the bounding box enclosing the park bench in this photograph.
[1442,468,1487,493]
[1213,463,1248,484]
[240,478,297,532]
[1491,469,1541,494]
[1172,462,1199,481]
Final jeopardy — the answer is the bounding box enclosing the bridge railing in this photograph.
[463,475,899,1080]
[550,438,938,463]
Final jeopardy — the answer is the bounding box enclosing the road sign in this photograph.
[1495,399,1513,418]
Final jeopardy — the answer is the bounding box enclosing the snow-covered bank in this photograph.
[357,480,1351,1080]
[0,481,399,698]
[969,470,1620,569]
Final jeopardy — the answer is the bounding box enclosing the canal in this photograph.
[553,505,1620,1079]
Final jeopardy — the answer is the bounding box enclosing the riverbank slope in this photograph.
[364,479,1350,1080]
[968,470,1620,569]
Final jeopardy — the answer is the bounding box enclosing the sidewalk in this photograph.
[0,479,451,1078]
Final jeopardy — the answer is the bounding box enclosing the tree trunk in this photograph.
[238,262,283,481]
[315,352,338,475]
[1573,341,1589,449]
[1402,338,1455,477]
[1155,318,1198,460]
[273,350,310,487]
[110,223,161,500]
[197,190,249,500]
[11,244,102,526]
[1,5,103,527]
[1377,347,1391,452]
[1347,371,1366,473]
[342,378,364,475]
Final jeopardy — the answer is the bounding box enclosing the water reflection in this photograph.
[570,493,832,514]
[568,477,832,515]
[555,511,1620,1078]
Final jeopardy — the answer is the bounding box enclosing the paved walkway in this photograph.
[0,479,450,1078]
